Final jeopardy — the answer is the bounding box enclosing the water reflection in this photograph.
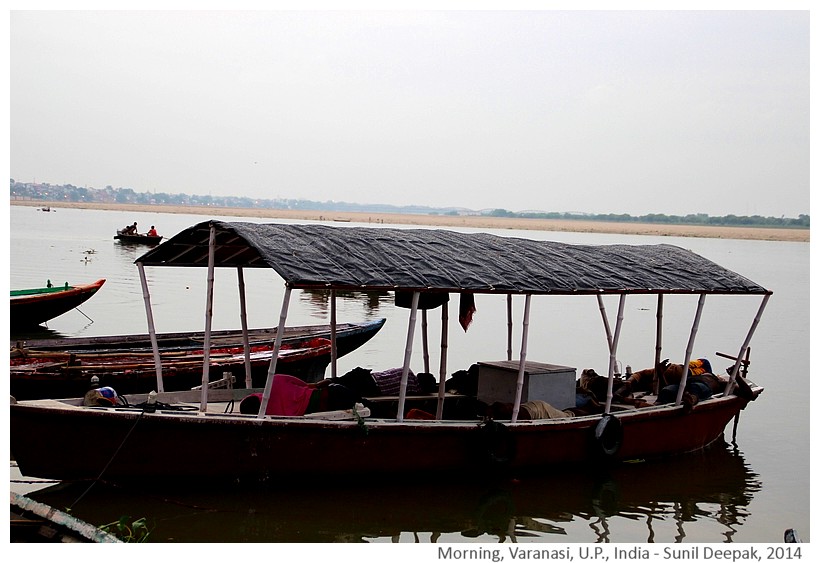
[573,439,760,543]
[300,289,392,311]
[111,237,149,262]
[27,440,759,543]
[10,325,69,342]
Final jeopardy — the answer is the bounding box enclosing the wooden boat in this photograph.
[9,221,771,484]
[114,230,163,245]
[10,318,385,356]
[9,318,386,399]
[10,279,106,328]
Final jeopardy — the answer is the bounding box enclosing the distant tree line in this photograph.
[9,180,456,216]
[10,179,809,229]
[487,208,809,229]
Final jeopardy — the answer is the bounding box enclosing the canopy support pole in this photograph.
[507,293,513,361]
[436,299,449,420]
[330,290,338,379]
[604,294,626,414]
[237,267,252,389]
[258,286,293,418]
[511,294,532,423]
[597,294,615,351]
[654,294,664,394]
[674,294,706,406]
[507,294,513,361]
[199,225,217,412]
[397,291,420,422]
[723,294,771,396]
[422,309,430,374]
[137,262,164,393]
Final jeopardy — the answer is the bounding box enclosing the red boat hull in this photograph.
[9,387,760,483]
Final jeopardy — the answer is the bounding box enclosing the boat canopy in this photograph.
[135,220,770,296]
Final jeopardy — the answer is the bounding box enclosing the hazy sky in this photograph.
[10,9,810,217]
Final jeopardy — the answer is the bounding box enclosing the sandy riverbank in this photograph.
[12,200,809,242]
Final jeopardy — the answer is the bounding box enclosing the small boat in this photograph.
[114,230,163,245]
[10,319,386,399]
[10,221,771,484]
[10,319,386,357]
[10,279,106,329]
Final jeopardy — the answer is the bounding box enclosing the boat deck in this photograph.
[12,388,676,424]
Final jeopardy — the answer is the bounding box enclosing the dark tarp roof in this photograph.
[135,220,770,296]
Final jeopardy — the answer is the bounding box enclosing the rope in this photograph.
[731,412,741,444]
[74,306,94,323]
[68,408,145,511]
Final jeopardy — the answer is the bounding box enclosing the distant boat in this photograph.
[10,279,106,329]
[114,230,163,245]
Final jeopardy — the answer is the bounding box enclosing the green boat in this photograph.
[10,279,106,328]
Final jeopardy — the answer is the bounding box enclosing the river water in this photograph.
[7,205,810,545]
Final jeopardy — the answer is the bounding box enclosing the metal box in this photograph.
[477,360,577,410]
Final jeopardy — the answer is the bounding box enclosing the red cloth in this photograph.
[263,374,314,416]
[406,408,435,420]
[459,293,476,331]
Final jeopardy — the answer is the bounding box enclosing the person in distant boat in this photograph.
[147,226,158,237]
[122,222,138,235]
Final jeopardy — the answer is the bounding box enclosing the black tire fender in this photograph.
[477,419,516,466]
[594,414,623,457]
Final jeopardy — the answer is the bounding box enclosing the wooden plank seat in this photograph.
[362,392,467,403]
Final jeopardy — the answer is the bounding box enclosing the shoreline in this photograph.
[11,200,809,242]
